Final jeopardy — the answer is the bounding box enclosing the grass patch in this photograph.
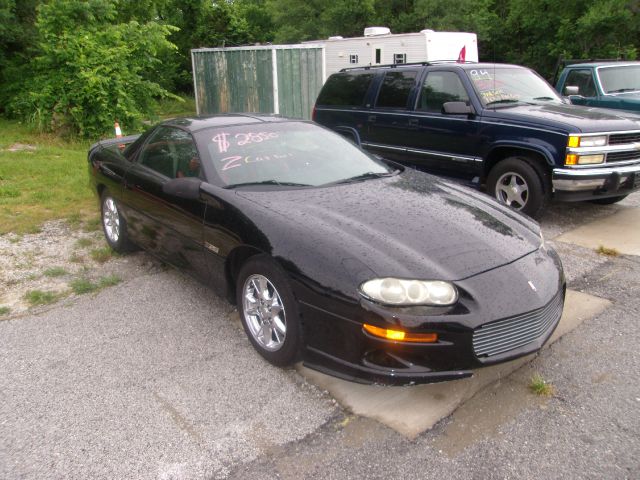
[0,119,95,234]
[595,245,619,257]
[24,289,59,306]
[70,274,122,295]
[529,373,555,396]
[75,237,93,248]
[43,266,68,277]
[98,274,122,287]
[69,252,84,263]
[90,246,114,263]
[154,94,196,119]
[83,216,102,232]
[0,306,10,316]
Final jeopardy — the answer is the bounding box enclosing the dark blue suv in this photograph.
[313,62,640,217]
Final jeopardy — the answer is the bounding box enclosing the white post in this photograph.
[191,50,200,116]
[272,48,280,114]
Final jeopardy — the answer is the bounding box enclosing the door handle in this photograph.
[368,115,377,123]
[408,118,419,127]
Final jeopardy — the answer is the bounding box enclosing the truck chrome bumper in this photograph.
[552,164,640,192]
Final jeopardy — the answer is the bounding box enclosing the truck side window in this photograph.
[375,71,418,109]
[315,72,375,107]
[418,71,470,112]
[564,69,596,97]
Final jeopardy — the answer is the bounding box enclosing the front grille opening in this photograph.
[472,291,564,358]
[363,350,409,369]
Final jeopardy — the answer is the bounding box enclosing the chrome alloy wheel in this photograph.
[495,172,529,210]
[242,274,287,351]
[102,197,120,243]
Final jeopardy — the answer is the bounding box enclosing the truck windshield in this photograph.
[466,67,562,107]
[597,65,640,94]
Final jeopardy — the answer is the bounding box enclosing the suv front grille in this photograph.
[609,132,640,145]
[472,291,563,358]
[607,151,640,163]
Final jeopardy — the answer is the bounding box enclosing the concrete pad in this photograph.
[555,207,640,256]
[298,289,611,439]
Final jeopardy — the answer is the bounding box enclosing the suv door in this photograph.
[406,69,482,176]
[563,68,599,107]
[364,69,420,162]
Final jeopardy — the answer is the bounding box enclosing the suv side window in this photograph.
[315,72,375,107]
[375,70,419,109]
[564,69,596,97]
[418,71,470,112]
[139,127,200,179]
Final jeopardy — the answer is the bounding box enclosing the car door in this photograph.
[406,69,482,176]
[122,126,209,281]
[364,69,420,162]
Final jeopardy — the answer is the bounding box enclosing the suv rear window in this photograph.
[375,71,419,109]
[316,72,374,107]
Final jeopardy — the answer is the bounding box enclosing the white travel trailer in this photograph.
[313,27,479,76]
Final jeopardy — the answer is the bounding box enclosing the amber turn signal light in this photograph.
[363,324,438,343]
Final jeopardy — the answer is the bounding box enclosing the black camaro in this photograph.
[88,115,565,385]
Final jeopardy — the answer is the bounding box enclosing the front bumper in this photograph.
[295,248,565,386]
[552,163,640,201]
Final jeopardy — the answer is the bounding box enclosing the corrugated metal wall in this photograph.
[275,48,324,119]
[192,46,324,119]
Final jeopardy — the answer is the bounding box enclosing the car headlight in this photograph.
[359,278,458,306]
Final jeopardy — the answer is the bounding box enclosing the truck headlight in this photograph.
[565,154,604,165]
[360,278,458,306]
[568,135,607,147]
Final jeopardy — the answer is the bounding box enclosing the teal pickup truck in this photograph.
[555,61,640,113]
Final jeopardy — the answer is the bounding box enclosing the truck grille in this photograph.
[607,151,640,163]
[473,291,564,358]
[608,132,640,145]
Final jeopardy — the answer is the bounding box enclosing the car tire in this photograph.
[487,157,550,218]
[590,195,628,205]
[236,255,301,367]
[100,190,133,253]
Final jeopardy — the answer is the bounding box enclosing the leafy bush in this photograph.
[7,0,179,138]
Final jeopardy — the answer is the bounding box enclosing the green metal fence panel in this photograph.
[193,49,274,115]
[276,48,324,119]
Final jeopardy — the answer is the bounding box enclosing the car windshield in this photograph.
[466,67,563,107]
[597,65,640,94]
[196,122,395,188]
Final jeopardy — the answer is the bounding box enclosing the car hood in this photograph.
[235,169,541,282]
[483,102,640,133]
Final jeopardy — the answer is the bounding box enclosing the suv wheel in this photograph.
[487,157,549,218]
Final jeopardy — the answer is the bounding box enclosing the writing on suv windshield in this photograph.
[198,122,394,188]
[467,68,562,107]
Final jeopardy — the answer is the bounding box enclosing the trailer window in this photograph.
[394,53,407,65]
[349,54,358,64]
[375,71,418,109]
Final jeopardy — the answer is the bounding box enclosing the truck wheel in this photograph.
[590,195,628,205]
[487,157,550,218]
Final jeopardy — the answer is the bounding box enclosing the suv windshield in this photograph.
[466,67,562,107]
[597,65,640,94]
[196,122,395,188]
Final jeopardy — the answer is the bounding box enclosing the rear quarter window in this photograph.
[316,72,375,107]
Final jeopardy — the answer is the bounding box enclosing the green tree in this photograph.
[7,0,178,137]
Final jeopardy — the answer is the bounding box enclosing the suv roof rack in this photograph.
[340,60,477,72]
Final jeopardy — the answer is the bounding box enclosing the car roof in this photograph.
[338,62,528,73]
[569,61,640,68]
[161,114,292,132]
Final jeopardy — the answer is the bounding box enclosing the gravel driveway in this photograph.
[1,194,639,479]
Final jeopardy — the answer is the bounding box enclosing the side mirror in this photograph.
[442,101,473,115]
[563,85,580,96]
[162,177,202,201]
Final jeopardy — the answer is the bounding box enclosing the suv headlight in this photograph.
[360,278,458,306]
[567,135,607,148]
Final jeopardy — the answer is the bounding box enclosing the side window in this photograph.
[315,72,375,107]
[375,70,418,109]
[564,69,596,97]
[138,127,201,179]
[418,71,470,112]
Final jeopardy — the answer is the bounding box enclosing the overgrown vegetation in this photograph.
[90,246,114,263]
[2,1,637,139]
[0,306,10,316]
[43,267,68,277]
[70,274,122,295]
